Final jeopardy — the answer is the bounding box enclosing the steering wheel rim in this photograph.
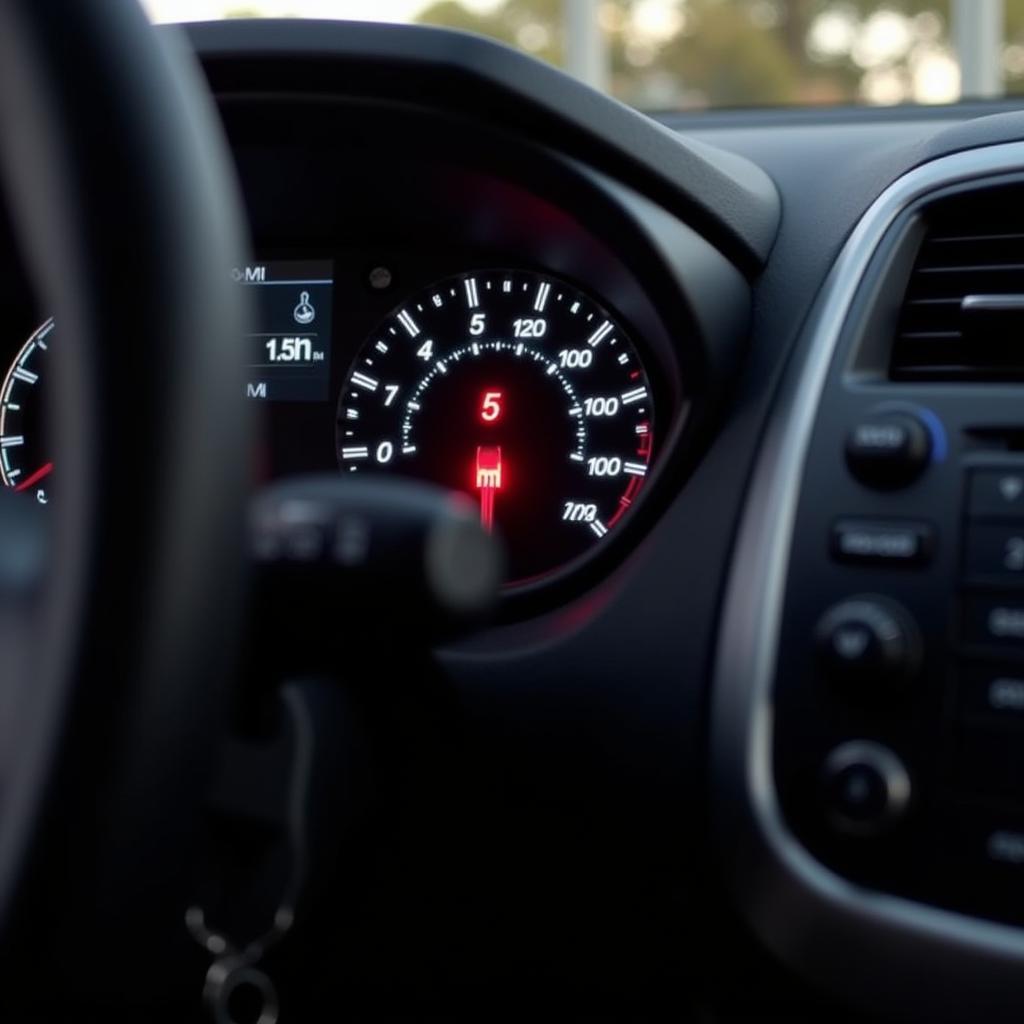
[0,1,249,1007]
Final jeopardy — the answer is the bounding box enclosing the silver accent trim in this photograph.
[962,293,1024,313]
[713,142,1024,1019]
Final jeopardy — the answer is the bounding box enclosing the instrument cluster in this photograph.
[0,103,746,608]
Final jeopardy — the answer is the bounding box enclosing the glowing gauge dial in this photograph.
[338,269,657,585]
[0,319,53,505]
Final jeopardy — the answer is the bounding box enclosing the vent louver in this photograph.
[891,183,1024,380]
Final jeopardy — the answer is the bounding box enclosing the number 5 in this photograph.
[481,390,503,423]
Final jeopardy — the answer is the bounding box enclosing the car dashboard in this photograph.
[7,16,1024,1021]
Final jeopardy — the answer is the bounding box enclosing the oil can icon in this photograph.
[293,291,315,325]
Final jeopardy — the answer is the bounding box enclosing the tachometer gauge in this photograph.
[338,269,656,585]
[0,319,53,504]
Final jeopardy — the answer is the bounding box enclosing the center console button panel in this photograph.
[775,392,1024,927]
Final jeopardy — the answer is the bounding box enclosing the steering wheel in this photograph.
[0,1,249,1011]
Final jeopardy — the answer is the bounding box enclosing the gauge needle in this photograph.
[14,462,53,493]
[475,446,502,534]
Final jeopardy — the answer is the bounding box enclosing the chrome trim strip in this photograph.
[713,142,1024,1019]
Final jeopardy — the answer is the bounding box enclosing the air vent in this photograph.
[891,183,1024,380]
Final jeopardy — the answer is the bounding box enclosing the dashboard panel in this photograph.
[17,15,1024,1021]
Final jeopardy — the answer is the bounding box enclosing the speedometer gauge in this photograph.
[0,319,53,504]
[338,269,656,585]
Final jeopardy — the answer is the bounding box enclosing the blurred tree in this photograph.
[415,0,965,109]
[417,0,564,64]
[1004,0,1024,94]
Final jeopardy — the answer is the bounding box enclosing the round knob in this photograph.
[821,741,911,837]
[846,413,931,488]
[816,597,920,685]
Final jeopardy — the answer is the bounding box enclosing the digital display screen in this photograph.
[235,260,334,402]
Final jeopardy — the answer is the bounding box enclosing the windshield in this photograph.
[143,0,1024,112]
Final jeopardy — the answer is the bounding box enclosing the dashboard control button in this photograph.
[964,594,1024,648]
[816,598,920,683]
[969,469,1024,521]
[845,414,931,488]
[831,519,933,567]
[962,666,1024,723]
[821,741,911,837]
[965,524,1024,582]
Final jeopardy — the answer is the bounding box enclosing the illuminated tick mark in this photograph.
[588,321,613,347]
[590,520,608,538]
[621,386,647,405]
[0,436,24,448]
[464,278,480,308]
[351,372,379,392]
[12,368,37,385]
[375,341,389,354]
[623,462,648,477]
[342,446,369,460]
[397,311,420,337]
[534,281,551,312]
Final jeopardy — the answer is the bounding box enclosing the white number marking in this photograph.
[587,456,622,477]
[562,502,598,522]
[558,349,592,369]
[582,397,620,417]
[513,318,547,338]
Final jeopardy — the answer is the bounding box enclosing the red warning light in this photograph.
[480,390,503,424]
[475,446,503,534]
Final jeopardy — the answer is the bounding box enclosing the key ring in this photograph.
[187,687,314,1024]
